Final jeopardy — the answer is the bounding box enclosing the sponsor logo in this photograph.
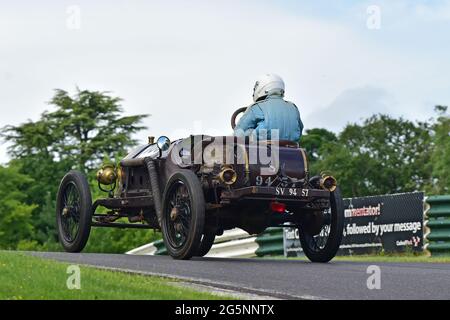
[344,203,381,218]
[396,236,422,247]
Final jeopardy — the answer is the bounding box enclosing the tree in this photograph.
[0,165,36,249]
[428,106,450,194]
[300,128,337,173]
[0,88,149,248]
[314,114,433,197]
[2,88,149,172]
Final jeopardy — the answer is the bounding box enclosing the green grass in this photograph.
[0,251,229,300]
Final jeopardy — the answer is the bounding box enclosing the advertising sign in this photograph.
[284,192,424,256]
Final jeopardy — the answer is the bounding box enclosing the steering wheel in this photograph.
[231,107,248,129]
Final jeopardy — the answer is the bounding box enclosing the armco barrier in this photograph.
[206,236,258,258]
[255,227,283,257]
[425,195,450,255]
[154,239,167,255]
[126,242,159,255]
[126,228,257,258]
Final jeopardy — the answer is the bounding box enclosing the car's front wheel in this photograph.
[161,170,205,260]
[56,170,93,252]
[298,187,344,262]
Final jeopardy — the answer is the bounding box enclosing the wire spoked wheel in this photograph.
[166,181,192,248]
[56,170,92,252]
[161,170,205,260]
[60,182,81,242]
[299,187,344,262]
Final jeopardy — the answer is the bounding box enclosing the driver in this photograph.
[233,74,303,142]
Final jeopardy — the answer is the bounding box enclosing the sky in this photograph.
[1,0,449,164]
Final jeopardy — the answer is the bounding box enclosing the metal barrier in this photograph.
[206,236,258,258]
[255,227,283,257]
[126,242,159,255]
[126,228,257,258]
[154,239,167,255]
[425,195,450,255]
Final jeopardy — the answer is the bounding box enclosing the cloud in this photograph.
[0,1,449,164]
[304,86,395,132]
[414,1,450,21]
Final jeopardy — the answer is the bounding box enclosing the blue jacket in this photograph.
[233,95,303,142]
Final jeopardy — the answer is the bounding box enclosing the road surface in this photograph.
[31,252,450,300]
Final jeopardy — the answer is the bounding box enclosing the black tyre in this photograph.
[299,187,344,263]
[56,170,93,252]
[196,231,216,257]
[161,170,205,260]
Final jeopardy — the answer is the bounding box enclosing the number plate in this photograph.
[274,187,309,197]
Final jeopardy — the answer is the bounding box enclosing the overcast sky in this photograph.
[1,0,449,164]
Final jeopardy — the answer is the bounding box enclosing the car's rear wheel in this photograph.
[161,170,205,260]
[299,187,344,262]
[196,231,216,257]
[56,170,92,252]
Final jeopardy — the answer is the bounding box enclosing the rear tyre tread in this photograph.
[299,187,344,263]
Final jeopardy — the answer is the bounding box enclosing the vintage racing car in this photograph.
[56,108,344,262]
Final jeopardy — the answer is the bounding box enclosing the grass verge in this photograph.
[264,252,450,263]
[333,253,450,263]
[0,251,229,300]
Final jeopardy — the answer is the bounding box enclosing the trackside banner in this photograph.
[284,192,424,256]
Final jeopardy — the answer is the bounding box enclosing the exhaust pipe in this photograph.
[218,166,237,185]
[145,158,163,226]
[320,175,337,192]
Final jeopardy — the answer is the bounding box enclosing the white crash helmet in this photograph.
[252,73,285,102]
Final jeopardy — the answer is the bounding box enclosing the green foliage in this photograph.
[312,115,432,196]
[2,88,148,172]
[84,228,162,254]
[0,166,37,249]
[428,106,450,194]
[302,113,440,197]
[0,88,150,252]
[300,128,337,172]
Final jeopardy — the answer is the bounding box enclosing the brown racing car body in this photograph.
[57,134,344,262]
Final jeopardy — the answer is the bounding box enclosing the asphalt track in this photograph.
[31,252,450,300]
